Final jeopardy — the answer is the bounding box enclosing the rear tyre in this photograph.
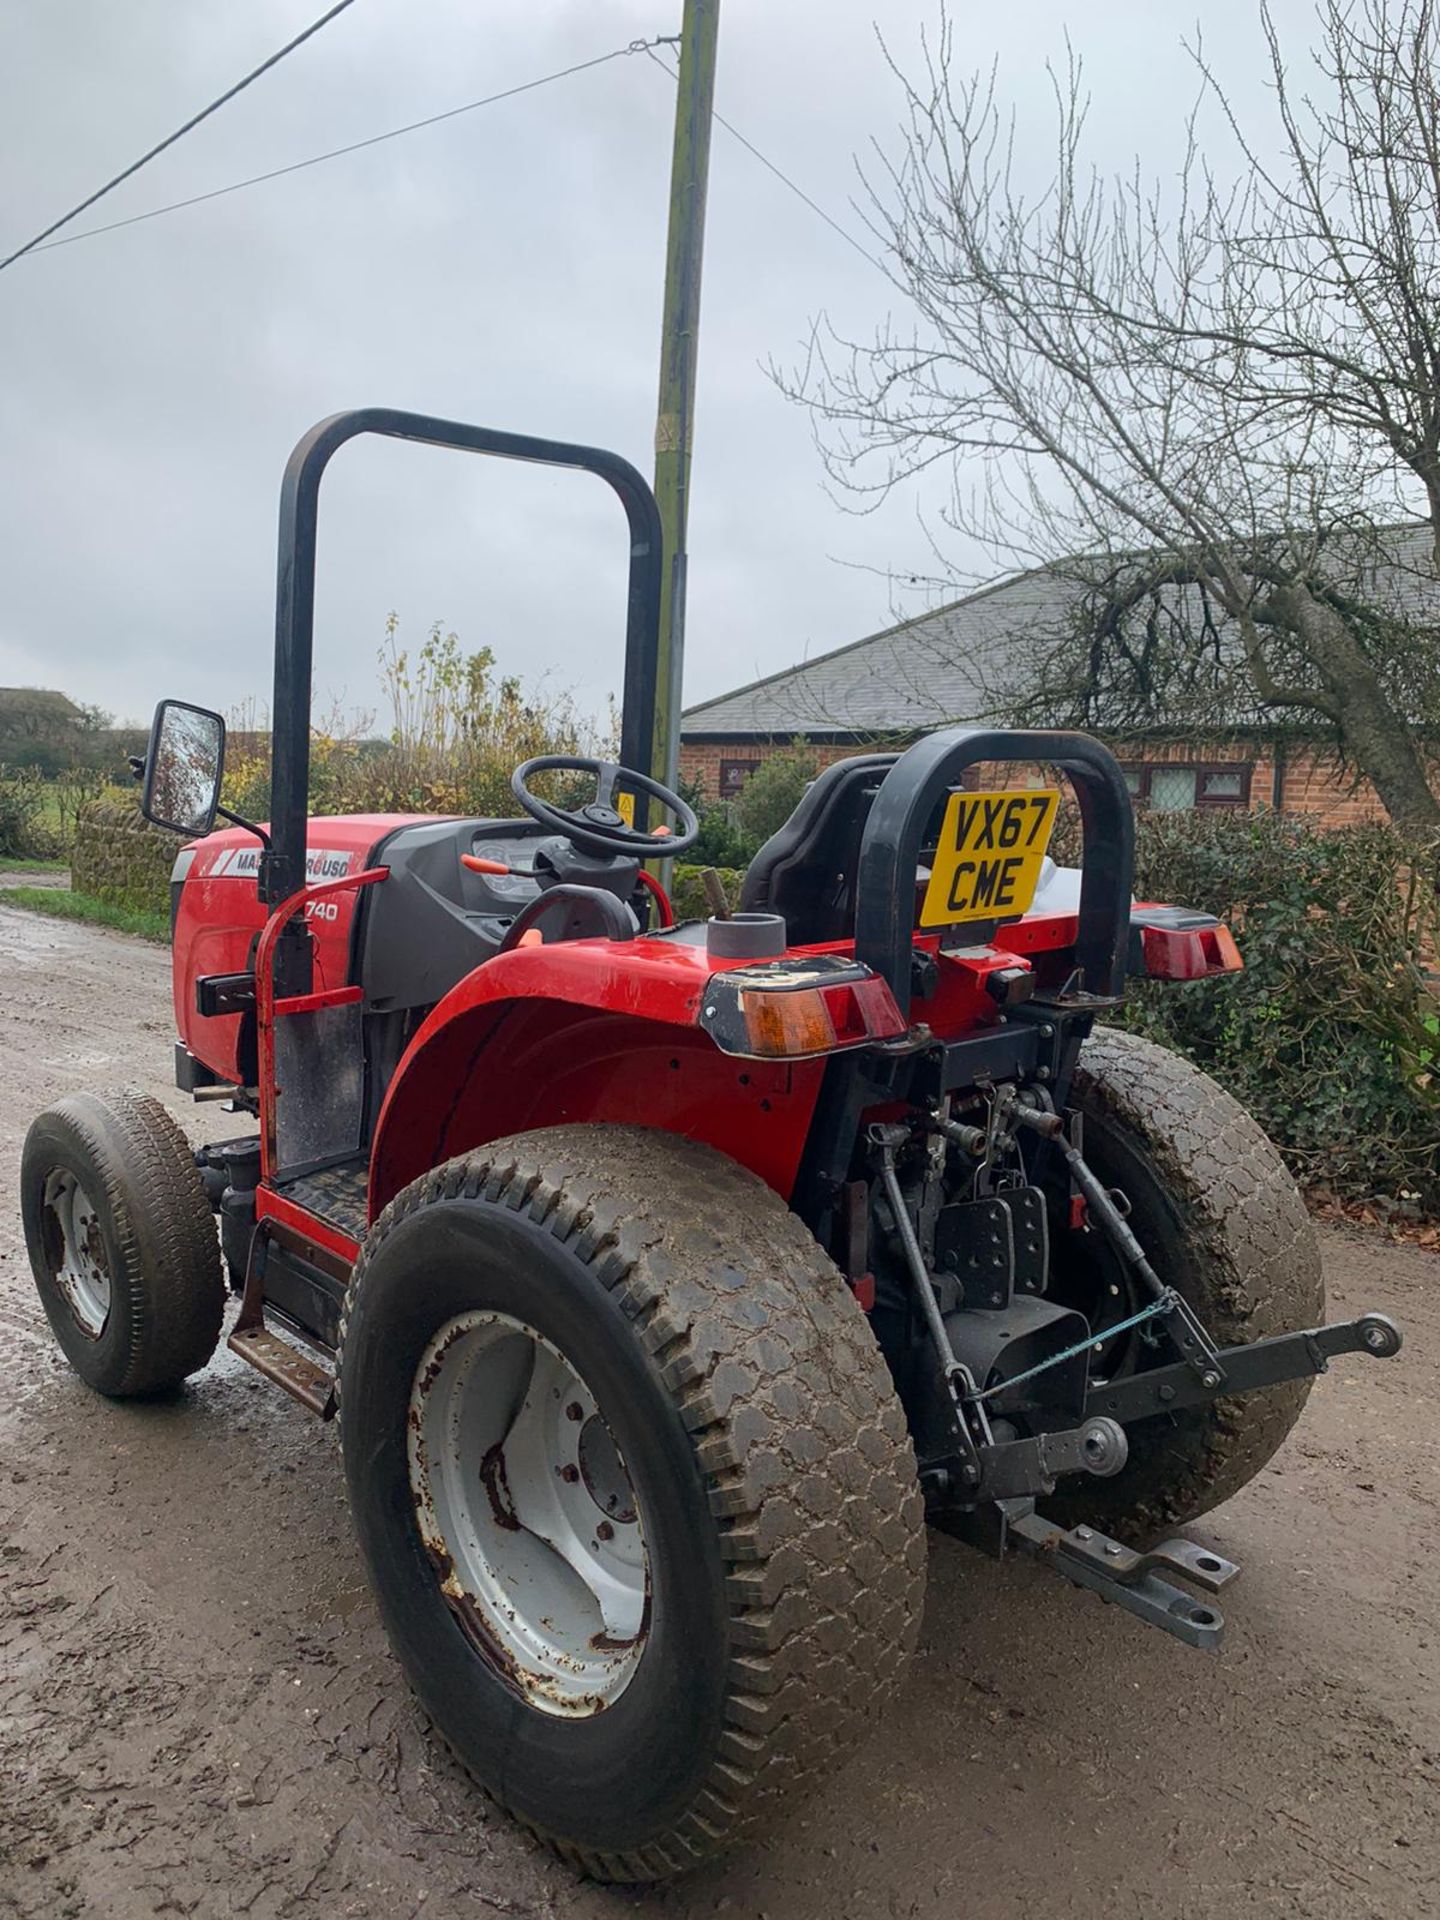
[337,1125,926,1881]
[1044,1026,1323,1542]
[20,1089,225,1396]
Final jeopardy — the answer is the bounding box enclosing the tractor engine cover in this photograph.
[170,815,424,1086]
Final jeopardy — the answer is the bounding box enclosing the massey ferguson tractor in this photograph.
[21,410,1402,1881]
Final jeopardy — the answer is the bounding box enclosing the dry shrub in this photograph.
[224,619,613,823]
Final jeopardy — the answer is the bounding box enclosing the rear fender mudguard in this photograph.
[366,938,825,1221]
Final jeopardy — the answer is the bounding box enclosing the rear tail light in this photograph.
[702,962,907,1060]
[1129,908,1243,981]
[741,987,837,1057]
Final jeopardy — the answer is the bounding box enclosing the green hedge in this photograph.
[1119,810,1440,1216]
[669,864,747,922]
[0,767,57,859]
[71,798,176,917]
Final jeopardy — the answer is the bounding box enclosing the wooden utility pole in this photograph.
[650,0,719,795]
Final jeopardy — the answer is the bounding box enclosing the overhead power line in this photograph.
[16,37,677,262]
[0,0,361,273]
[643,43,900,291]
[9,25,886,294]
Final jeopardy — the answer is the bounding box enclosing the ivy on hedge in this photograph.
[71,799,177,917]
[1117,810,1440,1216]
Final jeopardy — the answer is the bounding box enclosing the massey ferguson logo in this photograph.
[204,847,354,881]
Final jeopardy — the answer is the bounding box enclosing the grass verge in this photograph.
[0,886,169,944]
[0,856,69,872]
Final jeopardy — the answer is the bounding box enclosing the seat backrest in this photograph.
[740,753,898,946]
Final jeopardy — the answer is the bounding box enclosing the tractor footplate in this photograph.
[1006,1504,1239,1649]
[228,1324,335,1418]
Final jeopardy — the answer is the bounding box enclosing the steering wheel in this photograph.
[511,755,699,856]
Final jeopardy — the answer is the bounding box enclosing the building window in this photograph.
[719,758,760,799]
[1122,763,1251,810]
[1149,766,1198,811]
[1198,768,1245,804]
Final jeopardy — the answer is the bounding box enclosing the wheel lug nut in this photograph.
[596,1520,614,1542]
[565,1402,583,1422]
[560,1464,579,1483]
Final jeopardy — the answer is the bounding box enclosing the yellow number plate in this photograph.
[919,789,1061,928]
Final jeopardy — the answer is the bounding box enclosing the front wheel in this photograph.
[20,1089,224,1396]
[337,1126,926,1881]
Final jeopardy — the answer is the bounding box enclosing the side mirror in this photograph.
[140,700,227,837]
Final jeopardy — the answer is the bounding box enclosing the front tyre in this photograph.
[20,1089,224,1395]
[337,1126,926,1881]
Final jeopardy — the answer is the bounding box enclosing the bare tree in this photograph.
[783,0,1440,825]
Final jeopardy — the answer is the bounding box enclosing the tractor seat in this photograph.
[740,754,898,946]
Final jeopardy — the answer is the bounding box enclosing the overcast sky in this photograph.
[0,1,1320,734]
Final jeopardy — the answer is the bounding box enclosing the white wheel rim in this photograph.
[43,1168,111,1338]
[408,1311,650,1716]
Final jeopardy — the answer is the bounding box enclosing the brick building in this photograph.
[680,530,1440,828]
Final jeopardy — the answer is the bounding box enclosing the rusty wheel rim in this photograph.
[408,1311,649,1716]
[43,1168,111,1339]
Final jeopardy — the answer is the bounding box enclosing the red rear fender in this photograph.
[366,938,824,1219]
[368,1000,823,1218]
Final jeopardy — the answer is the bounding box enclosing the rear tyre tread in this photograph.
[1052,1026,1323,1539]
[338,1124,927,1881]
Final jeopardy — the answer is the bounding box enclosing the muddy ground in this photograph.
[0,896,1436,1920]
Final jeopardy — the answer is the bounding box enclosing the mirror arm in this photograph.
[214,803,271,848]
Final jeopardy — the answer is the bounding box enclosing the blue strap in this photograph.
[970,1291,1177,1404]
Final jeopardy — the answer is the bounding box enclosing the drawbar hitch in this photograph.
[870,1105,1403,1649]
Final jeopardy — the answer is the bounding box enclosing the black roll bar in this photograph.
[261,408,664,905]
[854,728,1136,1020]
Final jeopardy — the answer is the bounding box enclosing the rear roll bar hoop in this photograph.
[852,728,1136,1020]
[264,407,665,906]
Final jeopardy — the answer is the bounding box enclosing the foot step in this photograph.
[228,1323,334,1418]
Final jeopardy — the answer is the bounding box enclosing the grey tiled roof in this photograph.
[682,571,1055,737]
[682,524,1440,739]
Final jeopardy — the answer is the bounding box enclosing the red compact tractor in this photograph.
[22,411,1401,1880]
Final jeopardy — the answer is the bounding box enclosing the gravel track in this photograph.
[1,898,1436,1920]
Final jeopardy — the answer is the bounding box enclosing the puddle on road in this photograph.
[0,905,86,968]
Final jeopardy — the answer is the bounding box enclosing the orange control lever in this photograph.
[462,854,511,875]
